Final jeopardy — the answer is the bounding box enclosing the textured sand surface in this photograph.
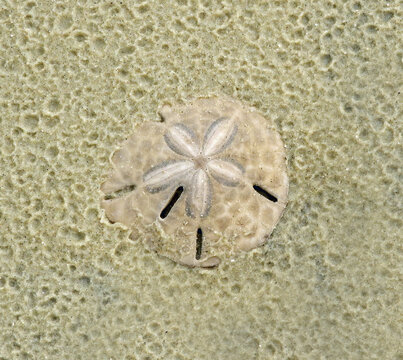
[0,0,401,359]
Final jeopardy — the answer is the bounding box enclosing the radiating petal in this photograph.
[202,117,237,156]
[186,170,212,218]
[164,124,199,157]
[207,158,244,186]
[143,160,193,193]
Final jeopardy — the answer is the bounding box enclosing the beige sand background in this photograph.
[0,0,401,359]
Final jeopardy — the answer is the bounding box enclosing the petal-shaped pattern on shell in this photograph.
[164,123,200,158]
[143,160,194,193]
[207,158,244,186]
[202,117,238,157]
[186,170,212,218]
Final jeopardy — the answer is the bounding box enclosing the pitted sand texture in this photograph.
[101,97,288,267]
[0,0,402,359]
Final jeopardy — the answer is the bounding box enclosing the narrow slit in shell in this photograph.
[160,186,184,219]
[253,185,278,203]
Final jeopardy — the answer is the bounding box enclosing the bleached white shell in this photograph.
[101,97,289,268]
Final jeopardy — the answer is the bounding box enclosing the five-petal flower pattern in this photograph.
[143,118,244,219]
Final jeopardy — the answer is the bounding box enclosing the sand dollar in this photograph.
[101,97,289,267]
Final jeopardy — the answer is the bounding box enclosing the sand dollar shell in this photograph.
[101,97,288,267]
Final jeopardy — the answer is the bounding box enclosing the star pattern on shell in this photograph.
[143,118,244,219]
[101,97,289,268]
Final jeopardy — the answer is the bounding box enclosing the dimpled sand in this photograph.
[0,1,401,359]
